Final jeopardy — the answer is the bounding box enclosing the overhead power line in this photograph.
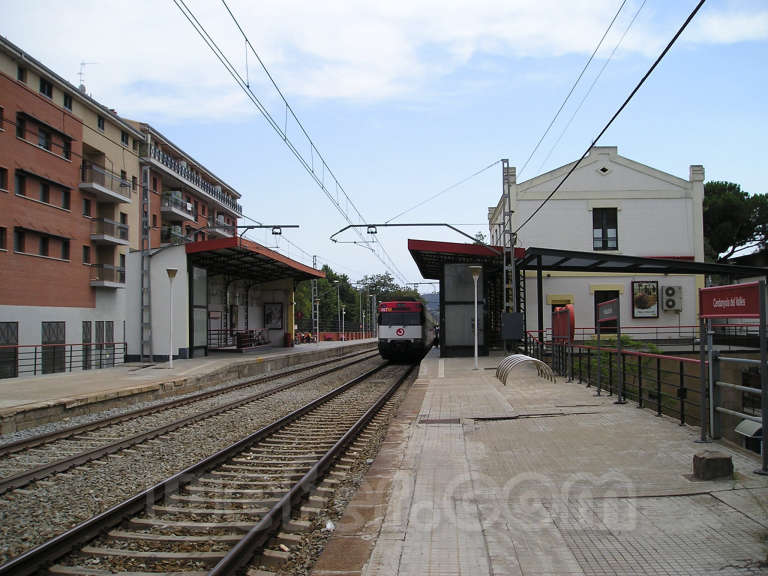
[514,0,707,236]
[173,0,407,282]
[385,159,502,223]
[170,0,409,284]
[538,0,648,171]
[517,0,628,179]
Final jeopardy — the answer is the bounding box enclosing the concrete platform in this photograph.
[314,349,768,576]
[0,339,377,434]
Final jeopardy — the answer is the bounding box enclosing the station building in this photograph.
[488,146,707,340]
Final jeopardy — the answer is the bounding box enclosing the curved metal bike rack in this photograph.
[496,354,555,384]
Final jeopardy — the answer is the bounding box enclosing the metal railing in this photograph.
[0,342,126,378]
[147,146,242,214]
[90,217,129,241]
[80,164,131,199]
[528,331,706,428]
[161,226,185,245]
[89,264,126,284]
[161,194,194,217]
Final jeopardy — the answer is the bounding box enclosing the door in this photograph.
[42,321,65,374]
[0,322,18,379]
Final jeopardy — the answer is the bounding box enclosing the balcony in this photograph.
[90,264,126,289]
[161,225,186,245]
[161,193,195,222]
[207,215,235,239]
[142,145,242,215]
[79,164,131,203]
[90,218,129,246]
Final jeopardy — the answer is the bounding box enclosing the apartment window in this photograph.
[62,189,70,210]
[152,214,157,228]
[39,236,49,257]
[152,176,157,192]
[97,115,104,131]
[120,170,127,183]
[39,182,50,204]
[17,66,26,82]
[82,197,91,216]
[131,175,137,191]
[194,200,199,221]
[63,93,72,110]
[132,138,138,152]
[0,106,4,129]
[38,128,51,151]
[82,245,91,264]
[63,139,71,160]
[61,239,70,260]
[201,204,206,216]
[13,229,25,252]
[14,171,26,196]
[39,78,53,99]
[0,168,7,191]
[592,208,618,251]
[16,115,25,139]
[0,227,6,250]
[121,131,129,146]
[120,212,127,225]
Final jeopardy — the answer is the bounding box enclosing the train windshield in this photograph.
[379,311,421,326]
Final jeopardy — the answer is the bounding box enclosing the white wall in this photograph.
[126,245,188,358]
[525,274,699,337]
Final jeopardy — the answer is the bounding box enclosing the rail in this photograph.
[89,263,126,284]
[0,342,126,379]
[90,217,129,241]
[0,362,395,576]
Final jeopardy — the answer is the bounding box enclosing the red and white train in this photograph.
[377,301,435,361]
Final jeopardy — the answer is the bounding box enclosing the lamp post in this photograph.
[469,265,482,370]
[342,306,346,342]
[334,280,341,340]
[166,268,178,369]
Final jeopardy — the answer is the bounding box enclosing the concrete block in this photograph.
[693,450,733,480]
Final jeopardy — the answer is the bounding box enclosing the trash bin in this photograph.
[284,332,294,348]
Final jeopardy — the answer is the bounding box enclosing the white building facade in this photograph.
[488,146,705,339]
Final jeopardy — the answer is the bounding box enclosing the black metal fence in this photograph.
[0,342,127,379]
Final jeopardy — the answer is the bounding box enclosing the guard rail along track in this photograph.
[0,361,415,576]
[0,349,379,495]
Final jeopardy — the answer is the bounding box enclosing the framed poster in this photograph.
[632,281,658,318]
[264,303,283,330]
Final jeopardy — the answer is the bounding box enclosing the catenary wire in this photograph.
[213,0,409,284]
[384,159,502,223]
[514,0,707,236]
[538,0,647,171]
[517,0,628,179]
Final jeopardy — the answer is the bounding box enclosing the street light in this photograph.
[469,265,482,370]
[333,280,341,340]
[166,268,178,369]
[342,305,346,341]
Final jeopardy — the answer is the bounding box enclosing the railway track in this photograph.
[0,349,379,495]
[0,361,415,576]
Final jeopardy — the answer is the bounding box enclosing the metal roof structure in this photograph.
[518,247,768,278]
[186,237,324,283]
[408,239,524,280]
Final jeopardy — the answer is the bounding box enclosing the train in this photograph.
[377,300,435,361]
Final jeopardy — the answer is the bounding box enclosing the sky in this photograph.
[3,0,767,289]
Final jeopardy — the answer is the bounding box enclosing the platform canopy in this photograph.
[408,239,524,279]
[517,247,767,278]
[186,237,324,283]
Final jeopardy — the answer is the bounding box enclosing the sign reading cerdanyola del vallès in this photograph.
[699,282,761,318]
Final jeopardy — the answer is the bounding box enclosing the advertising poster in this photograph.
[632,281,658,318]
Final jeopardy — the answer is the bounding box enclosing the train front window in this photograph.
[379,312,421,326]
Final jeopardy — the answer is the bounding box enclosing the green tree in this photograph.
[704,181,768,261]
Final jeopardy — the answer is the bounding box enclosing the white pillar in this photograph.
[166,268,178,368]
[469,265,482,370]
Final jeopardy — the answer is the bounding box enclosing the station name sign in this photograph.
[700,282,761,319]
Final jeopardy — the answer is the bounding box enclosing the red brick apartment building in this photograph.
[0,36,144,377]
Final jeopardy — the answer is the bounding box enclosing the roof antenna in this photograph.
[78,61,98,93]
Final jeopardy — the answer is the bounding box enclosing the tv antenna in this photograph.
[78,61,98,89]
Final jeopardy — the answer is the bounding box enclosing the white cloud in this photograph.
[3,0,765,122]
[688,10,768,44]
